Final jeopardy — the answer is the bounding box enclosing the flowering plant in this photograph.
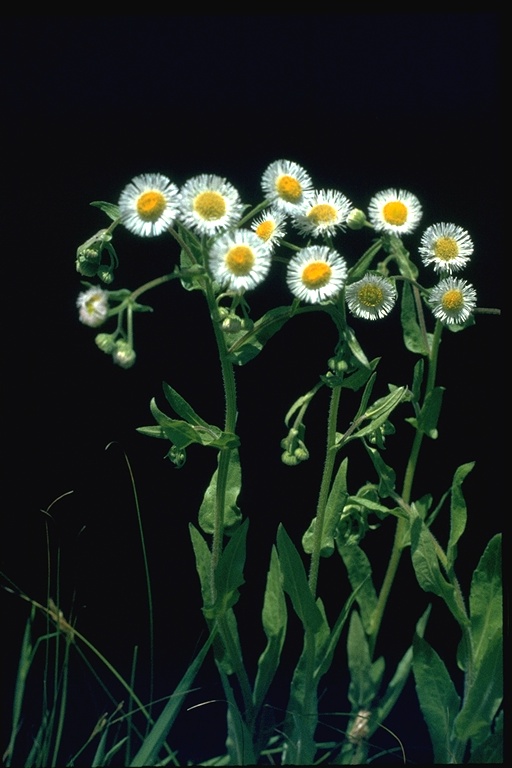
[4,160,502,765]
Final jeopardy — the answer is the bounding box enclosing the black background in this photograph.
[2,13,503,765]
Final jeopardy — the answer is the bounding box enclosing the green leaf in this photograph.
[340,357,380,392]
[314,585,361,681]
[346,610,380,709]
[470,710,503,764]
[276,524,323,633]
[253,546,288,714]
[141,397,239,452]
[281,597,331,766]
[129,632,215,767]
[453,534,503,744]
[90,200,120,221]
[227,305,294,365]
[400,280,430,355]
[217,665,256,766]
[454,628,502,745]
[344,325,371,369]
[363,445,397,498]
[198,449,242,536]
[209,518,248,619]
[189,524,212,610]
[412,633,461,763]
[469,533,503,672]
[302,457,349,557]
[387,234,418,280]
[177,229,206,292]
[337,544,378,636]
[446,462,474,571]
[410,514,469,629]
[347,238,384,282]
[350,386,407,441]
[411,358,424,402]
[415,386,445,439]
[162,382,210,426]
[376,606,431,733]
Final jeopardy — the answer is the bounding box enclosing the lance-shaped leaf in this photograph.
[400,279,432,355]
[338,386,407,450]
[387,233,418,281]
[189,523,212,610]
[162,382,210,426]
[446,462,473,571]
[227,305,294,365]
[413,632,461,764]
[376,605,431,729]
[204,518,249,620]
[469,533,502,673]
[470,710,503,764]
[347,238,384,282]
[137,396,239,451]
[346,610,384,709]
[198,449,242,536]
[454,534,503,744]
[90,200,121,221]
[410,513,469,629]
[302,457,349,557]
[276,524,323,633]
[406,386,445,439]
[337,543,378,636]
[253,546,288,714]
[454,628,502,746]
[363,445,397,499]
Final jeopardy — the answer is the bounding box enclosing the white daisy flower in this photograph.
[118,173,180,237]
[286,245,348,304]
[250,210,287,251]
[178,174,244,236]
[419,222,474,273]
[77,286,109,327]
[261,159,314,214]
[291,189,354,238]
[345,273,397,320]
[209,229,272,292]
[428,277,477,324]
[367,188,423,235]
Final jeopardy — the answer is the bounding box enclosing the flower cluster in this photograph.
[77,160,480,366]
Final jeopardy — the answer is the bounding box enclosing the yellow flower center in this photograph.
[382,200,407,226]
[358,283,384,308]
[276,174,302,202]
[136,191,167,221]
[193,191,227,221]
[225,246,255,276]
[255,220,276,241]
[433,237,459,262]
[441,289,464,312]
[302,261,332,289]
[307,204,337,225]
[85,293,102,314]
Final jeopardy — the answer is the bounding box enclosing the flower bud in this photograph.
[95,333,117,354]
[97,266,114,284]
[294,442,309,462]
[221,315,243,334]
[281,451,300,467]
[76,257,100,277]
[346,208,368,230]
[113,340,136,369]
[328,356,349,374]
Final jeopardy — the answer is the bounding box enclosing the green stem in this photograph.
[308,382,343,598]
[368,321,444,657]
[202,279,238,601]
